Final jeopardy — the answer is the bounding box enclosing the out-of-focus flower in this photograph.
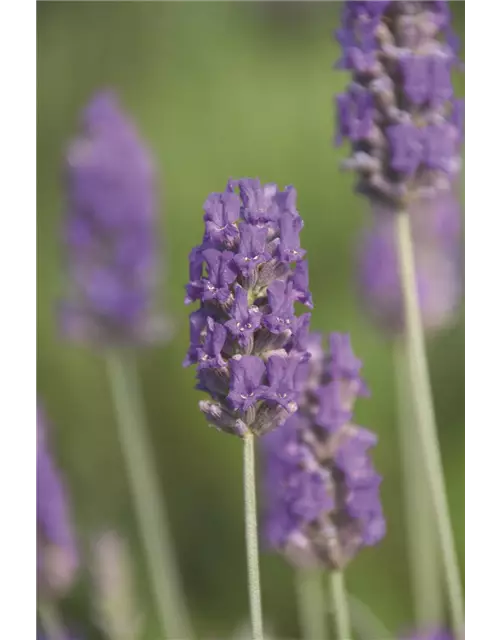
[357,200,462,334]
[335,1,463,207]
[90,531,142,640]
[60,91,166,345]
[262,333,385,570]
[37,407,78,597]
[400,629,454,640]
[185,179,312,438]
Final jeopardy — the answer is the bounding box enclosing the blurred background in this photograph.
[37,2,464,639]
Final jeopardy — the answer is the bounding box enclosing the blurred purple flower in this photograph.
[60,91,166,345]
[335,1,463,206]
[185,179,312,437]
[37,407,78,597]
[261,333,385,570]
[357,198,462,334]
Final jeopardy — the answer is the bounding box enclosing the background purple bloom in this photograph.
[357,196,462,335]
[61,91,166,345]
[261,332,385,570]
[185,179,312,437]
[37,407,79,596]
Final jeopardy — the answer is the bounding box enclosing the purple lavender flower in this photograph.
[335,1,463,206]
[185,179,312,438]
[357,202,462,334]
[262,333,385,570]
[37,407,78,596]
[61,91,165,345]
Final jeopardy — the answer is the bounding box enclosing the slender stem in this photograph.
[393,339,443,628]
[38,600,65,640]
[295,570,327,640]
[330,571,352,640]
[243,434,264,640]
[395,212,464,639]
[105,350,192,640]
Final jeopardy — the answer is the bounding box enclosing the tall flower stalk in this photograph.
[61,92,191,639]
[295,570,328,640]
[184,178,312,639]
[261,333,386,640]
[356,189,462,627]
[335,2,464,636]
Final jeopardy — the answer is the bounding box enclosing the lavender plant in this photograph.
[61,91,191,640]
[184,178,312,639]
[335,2,464,636]
[262,333,385,640]
[37,407,78,640]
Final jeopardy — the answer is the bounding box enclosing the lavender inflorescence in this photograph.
[37,407,78,597]
[61,91,165,345]
[184,178,313,438]
[262,332,385,570]
[335,0,463,207]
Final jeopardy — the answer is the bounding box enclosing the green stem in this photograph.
[393,339,443,628]
[243,434,264,640]
[105,350,192,640]
[38,600,65,640]
[330,571,352,640]
[395,212,464,639]
[295,570,327,640]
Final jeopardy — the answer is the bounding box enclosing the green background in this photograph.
[37,2,465,639]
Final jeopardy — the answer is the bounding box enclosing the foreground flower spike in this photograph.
[61,91,165,345]
[186,179,311,640]
[185,178,312,438]
[91,532,143,640]
[37,408,78,597]
[336,0,464,635]
[262,332,385,570]
[335,1,463,206]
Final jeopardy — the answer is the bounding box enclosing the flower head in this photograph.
[262,333,385,570]
[61,91,166,345]
[335,1,463,207]
[185,179,312,437]
[37,407,78,596]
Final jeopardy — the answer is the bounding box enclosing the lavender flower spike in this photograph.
[337,6,464,636]
[61,91,166,345]
[262,332,385,570]
[185,179,312,438]
[37,407,78,597]
[335,1,463,207]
